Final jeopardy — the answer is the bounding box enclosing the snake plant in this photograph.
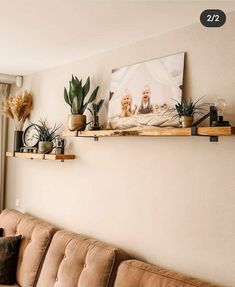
[64,75,99,114]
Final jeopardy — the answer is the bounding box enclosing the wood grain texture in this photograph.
[197,127,233,136]
[6,152,75,160]
[62,127,235,138]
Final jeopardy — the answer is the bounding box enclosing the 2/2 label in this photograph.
[200,9,226,27]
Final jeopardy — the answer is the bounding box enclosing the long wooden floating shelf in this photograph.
[62,126,235,138]
[6,152,75,161]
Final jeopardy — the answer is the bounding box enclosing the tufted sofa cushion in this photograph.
[36,230,130,287]
[0,209,57,287]
[114,260,220,287]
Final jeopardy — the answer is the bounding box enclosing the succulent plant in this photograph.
[172,97,207,118]
[88,99,104,117]
[64,75,99,115]
[34,119,61,142]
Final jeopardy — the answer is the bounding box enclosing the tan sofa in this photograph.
[114,260,219,287]
[0,209,129,287]
[0,209,220,287]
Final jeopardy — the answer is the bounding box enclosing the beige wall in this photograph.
[6,12,235,287]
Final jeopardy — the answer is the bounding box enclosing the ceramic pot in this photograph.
[14,131,23,152]
[68,114,86,131]
[180,116,194,128]
[38,141,53,154]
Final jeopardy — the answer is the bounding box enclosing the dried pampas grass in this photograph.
[2,90,33,130]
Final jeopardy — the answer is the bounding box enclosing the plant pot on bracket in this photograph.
[180,115,194,128]
[68,114,86,131]
[64,75,99,131]
[34,120,60,154]
[173,97,206,128]
[38,141,54,154]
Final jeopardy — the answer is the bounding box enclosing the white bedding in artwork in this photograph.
[108,106,179,130]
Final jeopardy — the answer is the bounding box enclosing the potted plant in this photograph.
[64,75,99,131]
[2,91,33,151]
[34,120,61,154]
[88,99,104,130]
[172,98,206,128]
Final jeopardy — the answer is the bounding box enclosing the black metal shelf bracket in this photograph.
[209,136,219,142]
[191,105,219,142]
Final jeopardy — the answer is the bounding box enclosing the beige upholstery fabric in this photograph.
[36,230,130,287]
[114,260,220,287]
[0,209,57,287]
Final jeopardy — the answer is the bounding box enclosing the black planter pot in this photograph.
[14,131,24,152]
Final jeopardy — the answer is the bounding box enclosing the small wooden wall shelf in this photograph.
[6,152,75,162]
[62,126,235,141]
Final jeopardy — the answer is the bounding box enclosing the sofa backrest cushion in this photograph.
[0,209,57,287]
[36,230,130,287]
[114,260,220,287]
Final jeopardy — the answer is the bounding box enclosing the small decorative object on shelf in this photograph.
[88,99,104,130]
[14,130,24,153]
[33,119,61,154]
[2,91,33,151]
[172,97,206,128]
[54,137,65,154]
[191,100,230,142]
[64,75,99,131]
[20,146,38,153]
[212,98,230,126]
[23,124,39,149]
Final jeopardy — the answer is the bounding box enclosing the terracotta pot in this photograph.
[180,116,194,128]
[38,141,53,154]
[68,114,86,131]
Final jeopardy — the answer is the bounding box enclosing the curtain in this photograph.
[145,60,181,100]
[0,83,10,211]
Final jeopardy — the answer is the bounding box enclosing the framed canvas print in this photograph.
[107,52,185,130]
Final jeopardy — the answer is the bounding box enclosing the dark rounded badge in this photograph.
[200,9,226,27]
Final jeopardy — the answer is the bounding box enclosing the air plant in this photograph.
[64,75,99,114]
[2,91,33,130]
[171,97,207,119]
[34,119,61,142]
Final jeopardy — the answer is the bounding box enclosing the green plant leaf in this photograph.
[96,99,104,113]
[64,88,71,106]
[71,97,79,114]
[87,86,99,104]
[77,86,83,114]
[33,120,61,142]
[83,77,90,98]
[75,76,80,84]
[81,86,99,114]
[69,81,74,104]
[87,107,93,115]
